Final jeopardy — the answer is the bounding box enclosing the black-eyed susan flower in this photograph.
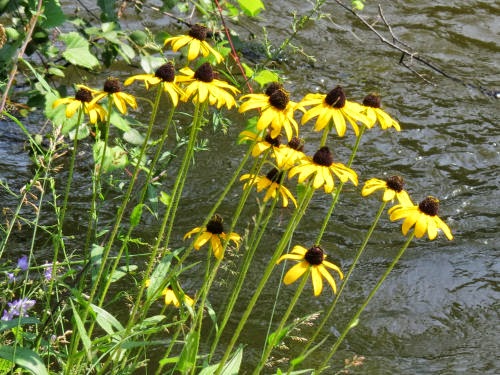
[361,94,400,130]
[52,86,107,124]
[90,77,137,114]
[162,287,194,307]
[240,168,297,207]
[124,62,185,107]
[239,83,303,141]
[177,63,239,109]
[362,176,412,206]
[184,214,241,260]
[300,86,369,137]
[275,136,307,171]
[389,196,453,240]
[164,24,223,63]
[145,279,194,307]
[288,146,358,193]
[277,245,344,296]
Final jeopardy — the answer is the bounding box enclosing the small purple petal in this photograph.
[17,255,29,271]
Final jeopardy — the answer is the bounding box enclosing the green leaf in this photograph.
[41,0,66,28]
[253,69,280,88]
[93,141,129,173]
[60,32,100,69]
[110,111,132,132]
[91,304,125,336]
[0,346,49,375]
[130,204,144,227]
[199,346,243,375]
[69,300,92,361]
[147,250,180,300]
[109,265,138,283]
[97,0,117,21]
[0,318,40,333]
[159,191,171,207]
[90,243,104,284]
[238,0,265,16]
[175,331,199,372]
[123,128,145,145]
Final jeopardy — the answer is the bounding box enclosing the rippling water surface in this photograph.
[1,1,498,374]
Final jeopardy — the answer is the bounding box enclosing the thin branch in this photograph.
[333,0,498,98]
[0,0,44,114]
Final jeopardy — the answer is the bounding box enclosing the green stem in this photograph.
[315,125,366,244]
[316,232,415,373]
[253,267,310,374]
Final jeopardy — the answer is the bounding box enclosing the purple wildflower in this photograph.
[1,298,36,321]
[6,272,15,282]
[44,262,53,281]
[17,255,28,271]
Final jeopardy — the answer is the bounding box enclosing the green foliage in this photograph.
[0,346,49,375]
[59,32,100,69]
[237,0,265,17]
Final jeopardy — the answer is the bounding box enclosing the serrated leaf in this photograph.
[254,69,279,88]
[60,32,99,69]
[0,346,48,375]
[130,204,144,227]
[237,0,264,16]
[41,0,66,28]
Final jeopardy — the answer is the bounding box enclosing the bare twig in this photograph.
[0,0,44,114]
[333,0,498,98]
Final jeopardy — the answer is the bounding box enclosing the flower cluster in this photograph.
[2,298,36,321]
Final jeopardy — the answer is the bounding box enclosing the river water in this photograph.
[1,0,499,374]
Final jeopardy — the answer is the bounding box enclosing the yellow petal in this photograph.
[311,267,323,296]
[283,261,308,285]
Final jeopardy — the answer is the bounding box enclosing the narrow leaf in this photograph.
[0,346,49,375]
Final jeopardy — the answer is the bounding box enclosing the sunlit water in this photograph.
[1,1,498,374]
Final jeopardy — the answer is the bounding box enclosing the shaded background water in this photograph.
[1,0,499,374]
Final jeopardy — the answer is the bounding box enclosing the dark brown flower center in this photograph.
[312,146,333,166]
[265,82,283,97]
[194,62,214,83]
[304,245,324,265]
[419,196,439,216]
[288,136,304,151]
[363,93,381,108]
[268,88,289,110]
[386,175,404,192]
[188,24,208,41]
[325,86,346,108]
[206,214,224,234]
[266,168,284,183]
[264,134,281,147]
[75,88,93,103]
[155,62,175,82]
[103,78,122,93]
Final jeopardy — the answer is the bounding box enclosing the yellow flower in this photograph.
[90,77,137,114]
[277,245,344,296]
[276,137,308,171]
[239,82,303,141]
[240,168,297,208]
[164,24,223,63]
[184,214,241,260]
[177,63,240,109]
[162,287,194,307]
[300,86,370,137]
[361,94,400,130]
[52,86,107,124]
[288,146,358,193]
[124,62,185,107]
[145,279,194,307]
[362,176,412,206]
[389,196,453,240]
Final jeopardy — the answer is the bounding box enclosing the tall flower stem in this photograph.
[289,200,387,373]
[214,183,315,374]
[315,125,366,244]
[316,232,415,373]
[127,101,205,329]
[253,268,311,374]
[209,188,279,360]
[67,87,163,373]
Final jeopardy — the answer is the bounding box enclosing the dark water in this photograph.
[1,1,499,374]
